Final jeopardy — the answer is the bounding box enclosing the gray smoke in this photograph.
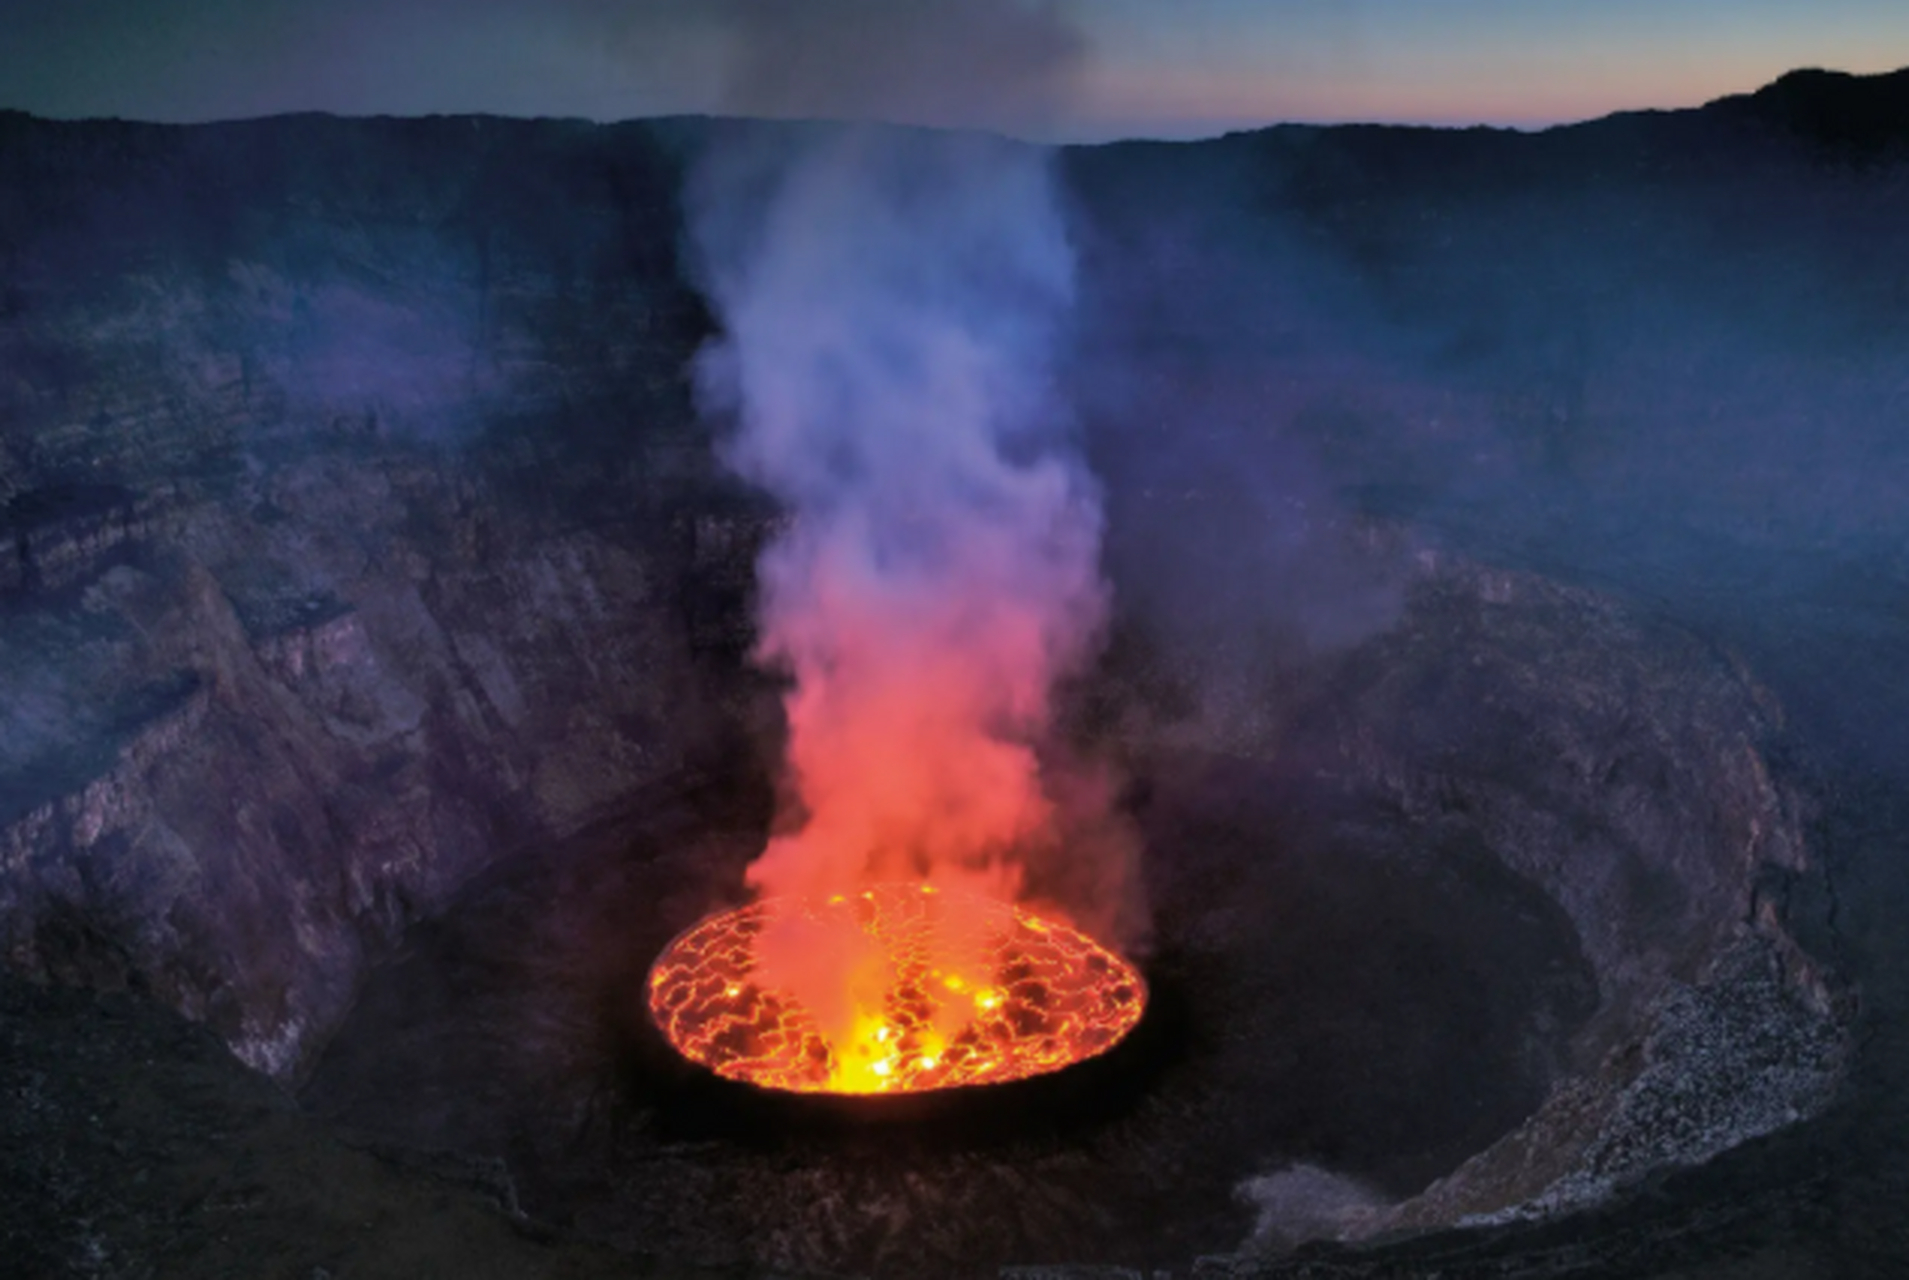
[709,0,1085,133]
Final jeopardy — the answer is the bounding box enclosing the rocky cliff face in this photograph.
[0,96,1868,1264]
[1095,550,1847,1246]
[1305,560,1844,1233]
[0,113,761,1078]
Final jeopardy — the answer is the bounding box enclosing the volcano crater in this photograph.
[296,551,1846,1276]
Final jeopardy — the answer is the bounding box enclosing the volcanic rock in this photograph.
[1,76,1898,1276]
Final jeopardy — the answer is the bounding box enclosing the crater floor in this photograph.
[293,755,1597,1277]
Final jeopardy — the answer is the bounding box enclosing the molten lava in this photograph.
[647,884,1145,1094]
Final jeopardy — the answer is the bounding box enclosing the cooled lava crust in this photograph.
[646,883,1146,1094]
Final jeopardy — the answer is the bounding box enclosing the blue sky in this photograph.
[3,0,1907,139]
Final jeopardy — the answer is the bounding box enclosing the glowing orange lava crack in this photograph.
[647,884,1145,1094]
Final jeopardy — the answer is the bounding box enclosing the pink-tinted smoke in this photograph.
[691,126,1123,925]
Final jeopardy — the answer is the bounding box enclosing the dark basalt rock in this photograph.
[0,112,746,1080]
[1099,553,1847,1250]
[1,69,1898,1277]
[0,969,715,1280]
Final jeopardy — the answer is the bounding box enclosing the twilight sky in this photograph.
[3,0,1908,141]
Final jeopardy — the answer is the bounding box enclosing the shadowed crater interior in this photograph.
[2,95,1887,1277]
[299,556,1842,1277]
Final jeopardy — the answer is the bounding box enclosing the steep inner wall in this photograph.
[0,112,1855,1238]
[1107,555,1848,1236]
[0,115,761,1075]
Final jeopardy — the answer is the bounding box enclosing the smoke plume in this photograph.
[687,123,1131,938]
[708,0,1085,134]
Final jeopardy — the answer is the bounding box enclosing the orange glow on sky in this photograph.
[1065,9,1909,139]
[4,2,1906,140]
